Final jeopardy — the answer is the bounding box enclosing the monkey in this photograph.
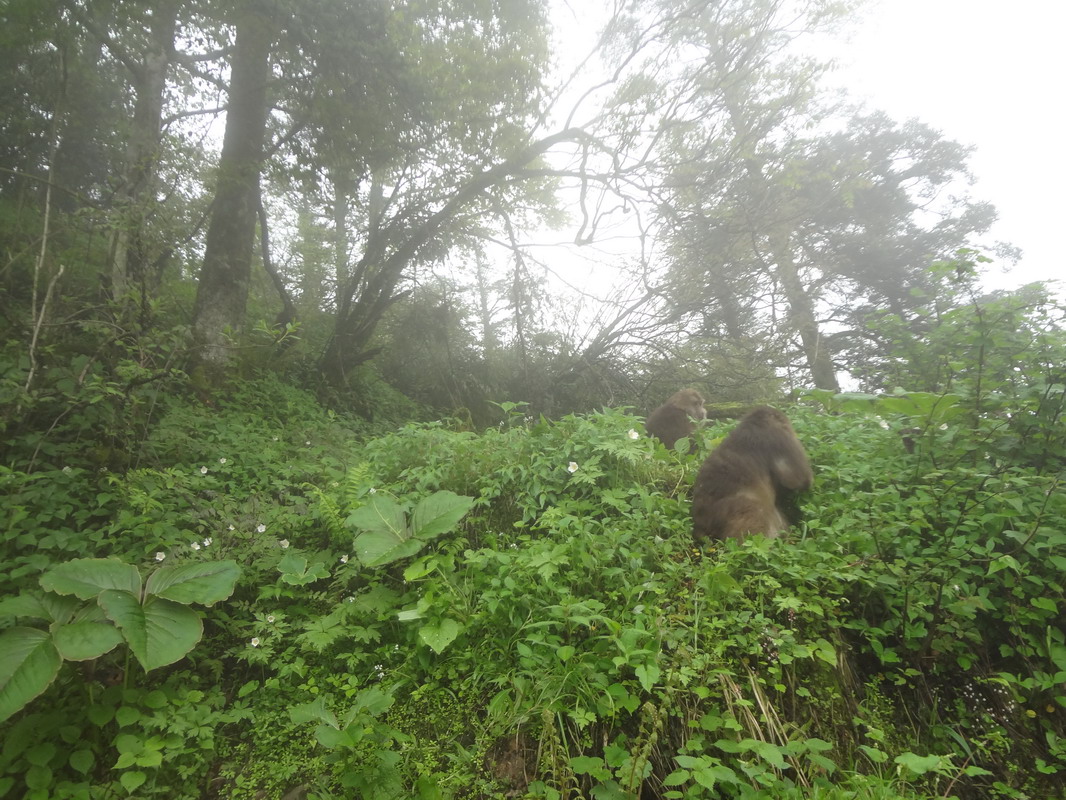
[645,389,707,452]
[690,406,813,542]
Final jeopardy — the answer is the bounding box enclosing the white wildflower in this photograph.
[266,615,275,624]
[278,539,290,549]
[200,466,208,475]
[191,542,201,551]
[228,525,235,531]
[628,429,640,440]
[154,551,166,562]
[250,638,260,647]
[369,487,377,494]
[62,466,72,473]
[340,554,349,564]
[203,537,213,547]
[256,523,266,533]
[219,457,227,464]
[567,461,579,473]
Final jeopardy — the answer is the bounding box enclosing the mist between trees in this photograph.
[3,0,1050,422]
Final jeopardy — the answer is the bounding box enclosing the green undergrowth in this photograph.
[1,381,1065,799]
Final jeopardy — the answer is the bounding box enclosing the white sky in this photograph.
[820,0,1064,292]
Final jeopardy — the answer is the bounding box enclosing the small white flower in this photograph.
[628,429,640,440]
[191,542,201,551]
[256,524,266,533]
[203,537,213,547]
[62,466,72,473]
[219,457,227,464]
[347,596,356,603]
[340,554,349,564]
[250,637,260,647]
[278,539,290,549]
[369,487,377,494]
[373,664,385,676]
[939,423,949,430]
[228,525,235,531]
[272,436,279,441]
[266,614,275,623]
[567,461,579,473]
[200,466,208,475]
[305,440,311,446]
[155,551,166,561]
[876,417,890,430]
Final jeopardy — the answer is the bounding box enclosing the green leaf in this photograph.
[348,496,408,537]
[289,696,338,728]
[556,645,576,662]
[98,591,203,672]
[144,560,240,606]
[419,619,461,653]
[0,593,67,622]
[69,749,94,774]
[894,752,943,775]
[0,628,62,724]
[51,620,124,661]
[356,532,424,567]
[1031,597,1057,613]
[40,559,141,600]
[635,662,661,692]
[411,491,474,539]
[120,770,146,793]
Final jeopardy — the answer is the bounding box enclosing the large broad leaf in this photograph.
[40,559,141,601]
[410,491,474,540]
[52,621,124,662]
[418,618,461,654]
[347,496,408,537]
[355,533,423,568]
[97,591,203,672]
[0,592,79,624]
[144,560,240,607]
[0,628,62,723]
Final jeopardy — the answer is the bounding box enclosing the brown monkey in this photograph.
[646,389,707,451]
[691,406,812,542]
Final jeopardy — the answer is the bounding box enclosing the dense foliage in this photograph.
[2,300,1065,798]
[2,1,1063,798]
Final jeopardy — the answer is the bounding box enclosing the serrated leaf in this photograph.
[0,628,62,723]
[40,559,140,600]
[51,620,123,661]
[418,619,461,654]
[98,591,202,672]
[144,560,240,606]
[411,491,474,540]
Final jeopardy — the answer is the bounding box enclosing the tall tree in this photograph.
[191,0,273,369]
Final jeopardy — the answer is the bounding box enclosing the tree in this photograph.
[191,0,273,369]
[650,1,995,390]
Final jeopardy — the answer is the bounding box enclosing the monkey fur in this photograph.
[691,406,812,542]
[646,388,707,451]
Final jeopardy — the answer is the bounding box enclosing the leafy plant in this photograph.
[0,557,240,722]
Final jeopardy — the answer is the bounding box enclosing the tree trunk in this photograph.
[191,1,273,370]
[770,232,840,392]
[109,0,178,304]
